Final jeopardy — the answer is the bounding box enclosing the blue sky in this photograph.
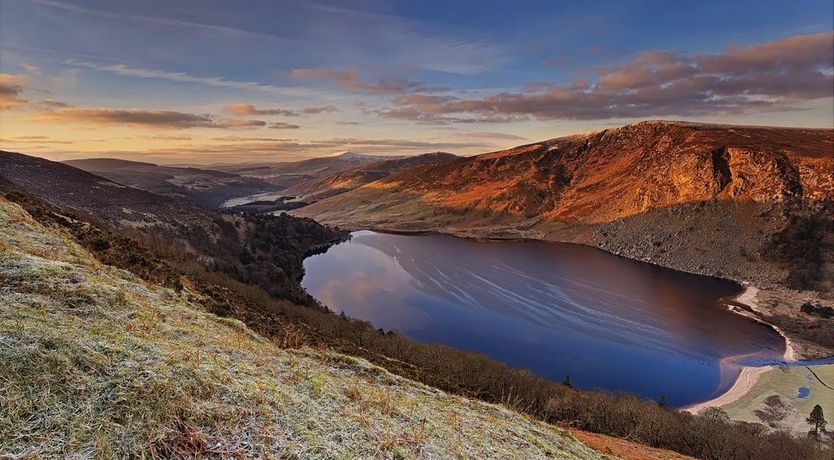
[1,0,832,163]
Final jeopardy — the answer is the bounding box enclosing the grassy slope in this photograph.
[721,364,834,436]
[0,197,605,459]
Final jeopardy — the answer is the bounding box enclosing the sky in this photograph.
[1,0,832,164]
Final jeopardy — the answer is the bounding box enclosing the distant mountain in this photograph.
[296,121,834,292]
[283,152,457,203]
[64,158,276,207]
[213,151,403,188]
[326,151,381,161]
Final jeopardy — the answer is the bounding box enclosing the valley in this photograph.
[2,121,832,459]
[3,3,832,457]
[293,121,834,360]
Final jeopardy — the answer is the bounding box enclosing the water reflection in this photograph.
[302,231,785,407]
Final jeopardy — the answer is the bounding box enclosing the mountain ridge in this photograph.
[282,152,458,203]
[294,120,834,357]
[212,151,410,188]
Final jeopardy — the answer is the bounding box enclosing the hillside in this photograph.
[1,151,208,229]
[296,121,833,286]
[2,150,829,459]
[0,151,346,305]
[64,158,276,207]
[0,197,607,459]
[295,121,834,356]
[283,152,457,203]
[215,151,403,189]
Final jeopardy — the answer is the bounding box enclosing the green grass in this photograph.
[0,198,605,459]
[722,364,834,436]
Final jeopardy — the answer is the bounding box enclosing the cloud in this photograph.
[0,136,74,144]
[383,31,834,122]
[0,73,30,109]
[26,0,300,46]
[31,99,72,109]
[218,119,267,128]
[223,103,337,116]
[457,132,528,141]
[290,68,445,95]
[66,60,311,96]
[269,122,301,129]
[141,134,192,140]
[299,105,339,114]
[0,68,73,110]
[375,105,524,125]
[32,106,269,129]
[5,135,50,140]
[0,134,105,145]
[34,107,218,128]
[211,136,296,142]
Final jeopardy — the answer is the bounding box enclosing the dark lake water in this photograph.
[302,231,786,407]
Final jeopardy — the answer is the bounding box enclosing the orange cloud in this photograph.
[223,103,337,116]
[289,68,444,94]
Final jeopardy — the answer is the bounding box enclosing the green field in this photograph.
[723,364,834,436]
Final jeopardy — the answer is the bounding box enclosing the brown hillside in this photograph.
[64,158,276,207]
[213,151,402,188]
[0,151,346,305]
[296,121,834,356]
[283,152,457,203]
[300,121,831,224]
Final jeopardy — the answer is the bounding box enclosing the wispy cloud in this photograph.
[32,106,268,129]
[223,103,337,116]
[140,134,192,141]
[211,136,296,142]
[269,122,300,129]
[0,134,105,145]
[0,73,28,109]
[456,131,528,141]
[66,60,311,96]
[24,0,300,45]
[0,70,71,110]
[289,68,446,94]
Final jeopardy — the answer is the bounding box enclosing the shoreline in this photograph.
[683,285,796,414]
[307,225,809,413]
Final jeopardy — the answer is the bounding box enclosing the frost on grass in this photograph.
[0,198,604,459]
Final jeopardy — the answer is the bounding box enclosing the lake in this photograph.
[302,231,786,407]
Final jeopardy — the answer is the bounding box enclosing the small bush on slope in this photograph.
[0,198,603,459]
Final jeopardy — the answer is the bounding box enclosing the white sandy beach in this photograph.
[684,285,796,414]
